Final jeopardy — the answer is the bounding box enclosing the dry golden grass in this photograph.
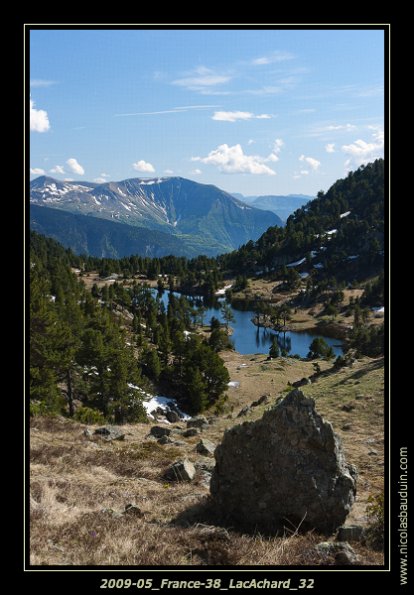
[30,356,384,566]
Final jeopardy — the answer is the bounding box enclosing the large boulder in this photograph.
[210,389,357,534]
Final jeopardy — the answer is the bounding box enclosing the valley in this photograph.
[29,160,385,567]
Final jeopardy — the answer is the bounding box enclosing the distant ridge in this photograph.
[30,176,282,256]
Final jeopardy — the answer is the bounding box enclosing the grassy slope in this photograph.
[30,354,384,566]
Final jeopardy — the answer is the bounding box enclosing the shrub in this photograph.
[365,492,384,551]
[74,406,106,425]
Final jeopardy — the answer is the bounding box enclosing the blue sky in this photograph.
[30,28,384,196]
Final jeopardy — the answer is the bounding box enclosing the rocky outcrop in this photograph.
[210,389,357,534]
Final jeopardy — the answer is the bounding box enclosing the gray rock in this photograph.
[183,428,200,438]
[173,440,186,446]
[150,426,171,439]
[293,377,312,388]
[316,541,359,565]
[237,406,251,417]
[94,426,125,441]
[166,410,180,423]
[124,504,144,517]
[166,459,196,481]
[196,438,216,456]
[336,525,365,542]
[341,403,355,412]
[252,394,270,407]
[83,428,94,438]
[187,416,209,429]
[342,423,352,431]
[210,389,357,534]
[158,435,173,445]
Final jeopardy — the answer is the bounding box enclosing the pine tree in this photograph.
[269,337,280,358]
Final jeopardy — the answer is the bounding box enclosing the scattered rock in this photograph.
[336,525,365,542]
[124,504,144,517]
[158,435,173,445]
[94,426,125,441]
[341,423,352,431]
[173,440,186,447]
[150,426,171,439]
[335,549,359,565]
[211,389,357,534]
[166,459,196,481]
[83,428,94,438]
[355,394,365,400]
[293,377,312,388]
[183,428,200,438]
[237,406,251,417]
[251,395,270,407]
[166,410,180,423]
[316,541,359,565]
[341,403,355,412]
[187,416,209,429]
[368,449,378,456]
[196,439,216,456]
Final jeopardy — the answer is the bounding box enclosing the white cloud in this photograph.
[172,66,231,93]
[325,143,335,153]
[212,111,271,122]
[191,169,202,175]
[164,169,174,175]
[248,139,255,145]
[64,178,74,182]
[192,143,276,175]
[30,99,50,133]
[30,79,56,88]
[300,170,309,175]
[66,158,85,176]
[94,177,108,184]
[326,123,357,132]
[273,138,284,153]
[100,172,110,178]
[30,167,45,175]
[299,154,321,171]
[252,51,294,65]
[116,105,221,117]
[50,165,65,174]
[342,128,384,167]
[132,160,155,173]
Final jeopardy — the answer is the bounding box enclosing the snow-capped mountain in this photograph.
[30,176,283,256]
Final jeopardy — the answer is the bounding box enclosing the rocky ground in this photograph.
[30,355,384,566]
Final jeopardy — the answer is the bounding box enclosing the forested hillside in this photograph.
[220,160,384,281]
[30,234,229,420]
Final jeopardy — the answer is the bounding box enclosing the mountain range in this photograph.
[30,176,283,257]
[232,193,312,222]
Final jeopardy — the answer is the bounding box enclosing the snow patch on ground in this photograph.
[215,284,233,296]
[128,384,191,420]
[287,257,306,267]
[300,272,309,279]
[228,381,240,388]
[340,211,351,218]
[371,306,384,314]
